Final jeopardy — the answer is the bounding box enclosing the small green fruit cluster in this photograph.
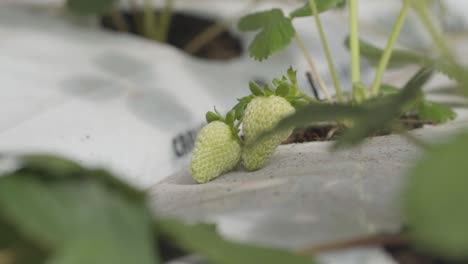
[190,68,315,183]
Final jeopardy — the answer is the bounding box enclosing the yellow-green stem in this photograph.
[370,0,410,96]
[157,0,173,42]
[410,0,454,62]
[309,0,344,102]
[144,0,157,40]
[349,0,360,84]
[294,34,333,102]
[184,0,261,54]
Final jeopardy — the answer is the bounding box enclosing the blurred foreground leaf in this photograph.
[158,219,315,264]
[0,155,159,264]
[403,131,468,260]
[344,36,428,69]
[418,101,456,123]
[259,67,433,148]
[290,0,346,19]
[0,155,321,263]
[17,154,145,202]
[335,67,433,147]
[66,0,117,15]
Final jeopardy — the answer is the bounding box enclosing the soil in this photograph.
[384,244,464,264]
[101,10,243,60]
[157,235,187,262]
[283,115,434,144]
[298,233,467,264]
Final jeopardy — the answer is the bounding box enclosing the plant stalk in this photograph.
[144,0,157,40]
[410,0,453,62]
[184,22,226,54]
[370,0,410,96]
[308,0,344,102]
[349,0,361,84]
[157,0,174,42]
[185,0,260,54]
[294,34,333,102]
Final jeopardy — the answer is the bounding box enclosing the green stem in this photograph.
[294,34,333,102]
[370,0,410,96]
[349,0,360,84]
[308,0,344,102]
[157,0,174,42]
[410,0,454,62]
[144,0,157,40]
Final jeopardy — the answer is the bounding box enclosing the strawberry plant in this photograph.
[190,1,468,259]
[190,0,460,182]
[236,0,468,261]
[190,68,317,180]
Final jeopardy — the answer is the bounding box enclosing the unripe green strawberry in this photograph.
[242,95,295,171]
[191,116,241,183]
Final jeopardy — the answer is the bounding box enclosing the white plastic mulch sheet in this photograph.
[0,5,243,188]
[2,0,467,189]
[0,2,352,188]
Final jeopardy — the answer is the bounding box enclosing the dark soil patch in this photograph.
[283,124,341,144]
[384,243,464,264]
[283,115,434,144]
[298,233,466,264]
[157,235,188,262]
[101,10,243,60]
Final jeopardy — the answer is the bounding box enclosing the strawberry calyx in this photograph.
[232,67,317,123]
[205,109,241,143]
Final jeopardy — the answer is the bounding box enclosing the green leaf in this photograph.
[344,36,428,69]
[287,67,298,84]
[290,0,347,19]
[403,131,468,260]
[233,95,255,121]
[0,215,47,264]
[158,219,316,264]
[249,81,265,96]
[16,155,146,203]
[336,67,433,147]
[379,84,400,95]
[344,37,468,88]
[66,0,117,15]
[417,101,457,123]
[432,60,468,89]
[18,155,83,180]
[263,84,275,96]
[275,82,291,97]
[233,102,247,121]
[256,68,433,148]
[225,110,236,126]
[238,9,295,61]
[255,103,367,143]
[0,172,159,263]
[206,111,222,123]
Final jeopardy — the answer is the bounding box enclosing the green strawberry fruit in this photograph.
[242,95,295,171]
[191,111,242,184]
